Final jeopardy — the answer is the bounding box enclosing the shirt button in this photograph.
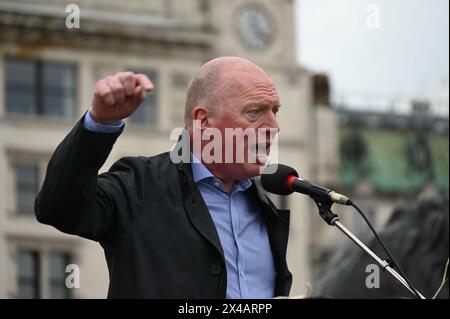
[211,264,222,276]
[240,271,244,278]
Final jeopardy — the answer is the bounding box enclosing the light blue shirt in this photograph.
[83,112,276,298]
[83,110,125,133]
[191,155,276,299]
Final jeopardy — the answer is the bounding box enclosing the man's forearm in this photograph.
[34,116,122,240]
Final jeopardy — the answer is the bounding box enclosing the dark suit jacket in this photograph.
[35,119,292,298]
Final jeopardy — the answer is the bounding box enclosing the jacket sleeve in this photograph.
[34,117,126,242]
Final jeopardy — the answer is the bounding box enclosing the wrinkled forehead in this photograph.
[222,70,279,104]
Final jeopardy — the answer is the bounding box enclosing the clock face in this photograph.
[235,3,274,50]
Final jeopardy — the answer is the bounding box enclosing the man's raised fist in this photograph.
[90,72,154,124]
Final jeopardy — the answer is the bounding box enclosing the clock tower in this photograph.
[234,2,274,51]
[205,0,310,150]
[209,0,298,71]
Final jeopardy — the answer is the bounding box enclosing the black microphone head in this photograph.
[261,164,299,195]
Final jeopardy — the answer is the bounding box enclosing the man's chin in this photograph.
[216,162,266,181]
[242,162,266,178]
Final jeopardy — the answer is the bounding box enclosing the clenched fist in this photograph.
[91,72,154,124]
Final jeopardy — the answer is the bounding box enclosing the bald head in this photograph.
[184,56,271,126]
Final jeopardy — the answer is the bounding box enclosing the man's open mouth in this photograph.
[249,142,271,164]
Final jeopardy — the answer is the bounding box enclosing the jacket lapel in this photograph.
[250,182,292,296]
[178,161,225,260]
[253,182,290,221]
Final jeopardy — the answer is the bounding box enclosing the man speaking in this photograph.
[35,56,292,298]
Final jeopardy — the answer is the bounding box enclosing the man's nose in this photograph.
[264,111,280,133]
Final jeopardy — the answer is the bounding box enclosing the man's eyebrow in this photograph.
[246,103,281,109]
[271,104,281,110]
[241,102,281,114]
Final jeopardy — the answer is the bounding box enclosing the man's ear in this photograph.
[192,106,210,129]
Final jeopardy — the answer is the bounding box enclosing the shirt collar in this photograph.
[191,153,214,183]
[191,153,252,191]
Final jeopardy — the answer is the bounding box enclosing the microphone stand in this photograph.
[313,199,426,299]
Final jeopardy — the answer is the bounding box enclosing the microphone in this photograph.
[261,164,351,205]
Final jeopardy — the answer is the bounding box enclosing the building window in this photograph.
[14,163,38,215]
[17,249,40,299]
[49,252,72,299]
[42,62,77,117]
[5,59,36,114]
[5,58,77,118]
[16,248,73,299]
[128,69,158,126]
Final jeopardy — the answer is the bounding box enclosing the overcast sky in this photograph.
[295,0,449,115]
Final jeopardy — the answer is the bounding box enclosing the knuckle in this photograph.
[109,79,122,90]
[95,79,105,89]
[118,71,130,76]
[112,86,124,96]
[123,72,135,80]
[99,89,111,99]
[95,88,104,97]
